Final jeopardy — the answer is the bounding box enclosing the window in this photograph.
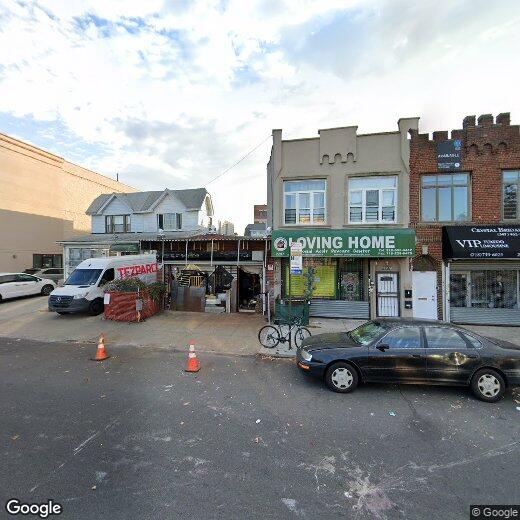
[348,176,397,223]
[33,254,62,268]
[98,268,115,286]
[424,327,468,350]
[450,270,518,309]
[460,332,482,349]
[42,269,63,275]
[158,213,182,231]
[283,180,326,225]
[105,215,131,233]
[0,275,17,284]
[16,274,38,282]
[421,173,469,222]
[503,170,520,220]
[65,269,103,286]
[380,326,422,349]
[349,321,389,346]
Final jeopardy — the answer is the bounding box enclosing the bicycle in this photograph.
[258,316,311,349]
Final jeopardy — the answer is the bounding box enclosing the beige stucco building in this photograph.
[0,133,135,272]
[267,118,419,319]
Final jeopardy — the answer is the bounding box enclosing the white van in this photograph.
[48,255,158,315]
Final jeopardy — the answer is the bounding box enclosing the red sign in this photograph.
[117,263,158,279]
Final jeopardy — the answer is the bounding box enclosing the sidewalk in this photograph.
[0,297,265,356]
[1,296,519,357]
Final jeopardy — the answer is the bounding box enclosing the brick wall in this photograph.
[409,113,520,318]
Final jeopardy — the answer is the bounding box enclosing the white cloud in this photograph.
[0,0,519,233]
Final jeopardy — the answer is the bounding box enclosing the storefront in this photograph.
[140,234,268,314]
[443,225,520,325]
[271,228,416,319]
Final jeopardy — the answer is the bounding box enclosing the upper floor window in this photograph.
[283,179,326,225]
[421,173,469,222]
[503,171,520,220]
[348,176,397,223]
[105,215,130,233]
[158,213,182,231]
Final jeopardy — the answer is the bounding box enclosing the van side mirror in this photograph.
[377,344,390,352]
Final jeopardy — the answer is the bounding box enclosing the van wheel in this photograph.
[41,285,54,296]
[89,298,104,316]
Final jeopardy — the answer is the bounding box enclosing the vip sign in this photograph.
[271,229,415,258]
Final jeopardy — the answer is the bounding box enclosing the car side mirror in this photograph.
[377,344,390,352]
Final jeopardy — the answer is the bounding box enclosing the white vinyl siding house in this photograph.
[88,188,214,235]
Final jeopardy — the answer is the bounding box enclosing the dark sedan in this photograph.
[297,318,520,402]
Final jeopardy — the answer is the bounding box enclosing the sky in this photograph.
[1,0,519,234]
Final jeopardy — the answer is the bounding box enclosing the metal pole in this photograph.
[161,237,165,283]
[185,240,188,265]
[210,239,214,267]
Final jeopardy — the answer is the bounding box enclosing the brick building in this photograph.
[409,113,520,325]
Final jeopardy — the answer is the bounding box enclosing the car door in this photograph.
[366,325,427,383]
[15,274,41,296]
[0,275,19,299]
[423,326,480,384]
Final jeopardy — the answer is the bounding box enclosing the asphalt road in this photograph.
[1,338,519,520]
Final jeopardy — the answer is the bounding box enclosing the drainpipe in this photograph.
[185,240,188,265]
[444,261,451,322]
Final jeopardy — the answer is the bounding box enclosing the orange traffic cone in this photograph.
[185,341,200,372]
[91,334,110,361]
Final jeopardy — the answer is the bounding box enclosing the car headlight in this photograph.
[300,348,312,362]
[73,293,87,299]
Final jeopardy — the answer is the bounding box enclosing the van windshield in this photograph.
[65,269,102,286]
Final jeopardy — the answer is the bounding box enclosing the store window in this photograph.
[450,270,518,309]
[503,170,520,220]
[66,248,108,272]
[105,215,131,233]
[348,176,397,223]
[283,258,336,298]
[421,173,469,222]
[33,253,62,268]
[283,180,326,225]
[158,213,182,231]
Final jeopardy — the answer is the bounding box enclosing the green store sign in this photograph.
[272,228,416,258]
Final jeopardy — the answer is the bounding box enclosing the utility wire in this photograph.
[205,134,271,185]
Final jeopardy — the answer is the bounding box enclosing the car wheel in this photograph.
[88,298,104,316]
[57,311,69,315]
[41,284,54,296]
[471,368,505,403]
[0,294,3,303]
[325,362,359,393]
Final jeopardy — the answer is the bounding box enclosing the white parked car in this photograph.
[0,273,56,302]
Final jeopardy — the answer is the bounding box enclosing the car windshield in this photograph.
[65,269,102,286]
[349,321,389,346]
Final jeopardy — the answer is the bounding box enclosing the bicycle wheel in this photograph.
[258,325,280,348]
[294,327,311,348]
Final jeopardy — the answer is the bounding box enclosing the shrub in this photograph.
[103,277,167,302]
[104,277,147,293]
